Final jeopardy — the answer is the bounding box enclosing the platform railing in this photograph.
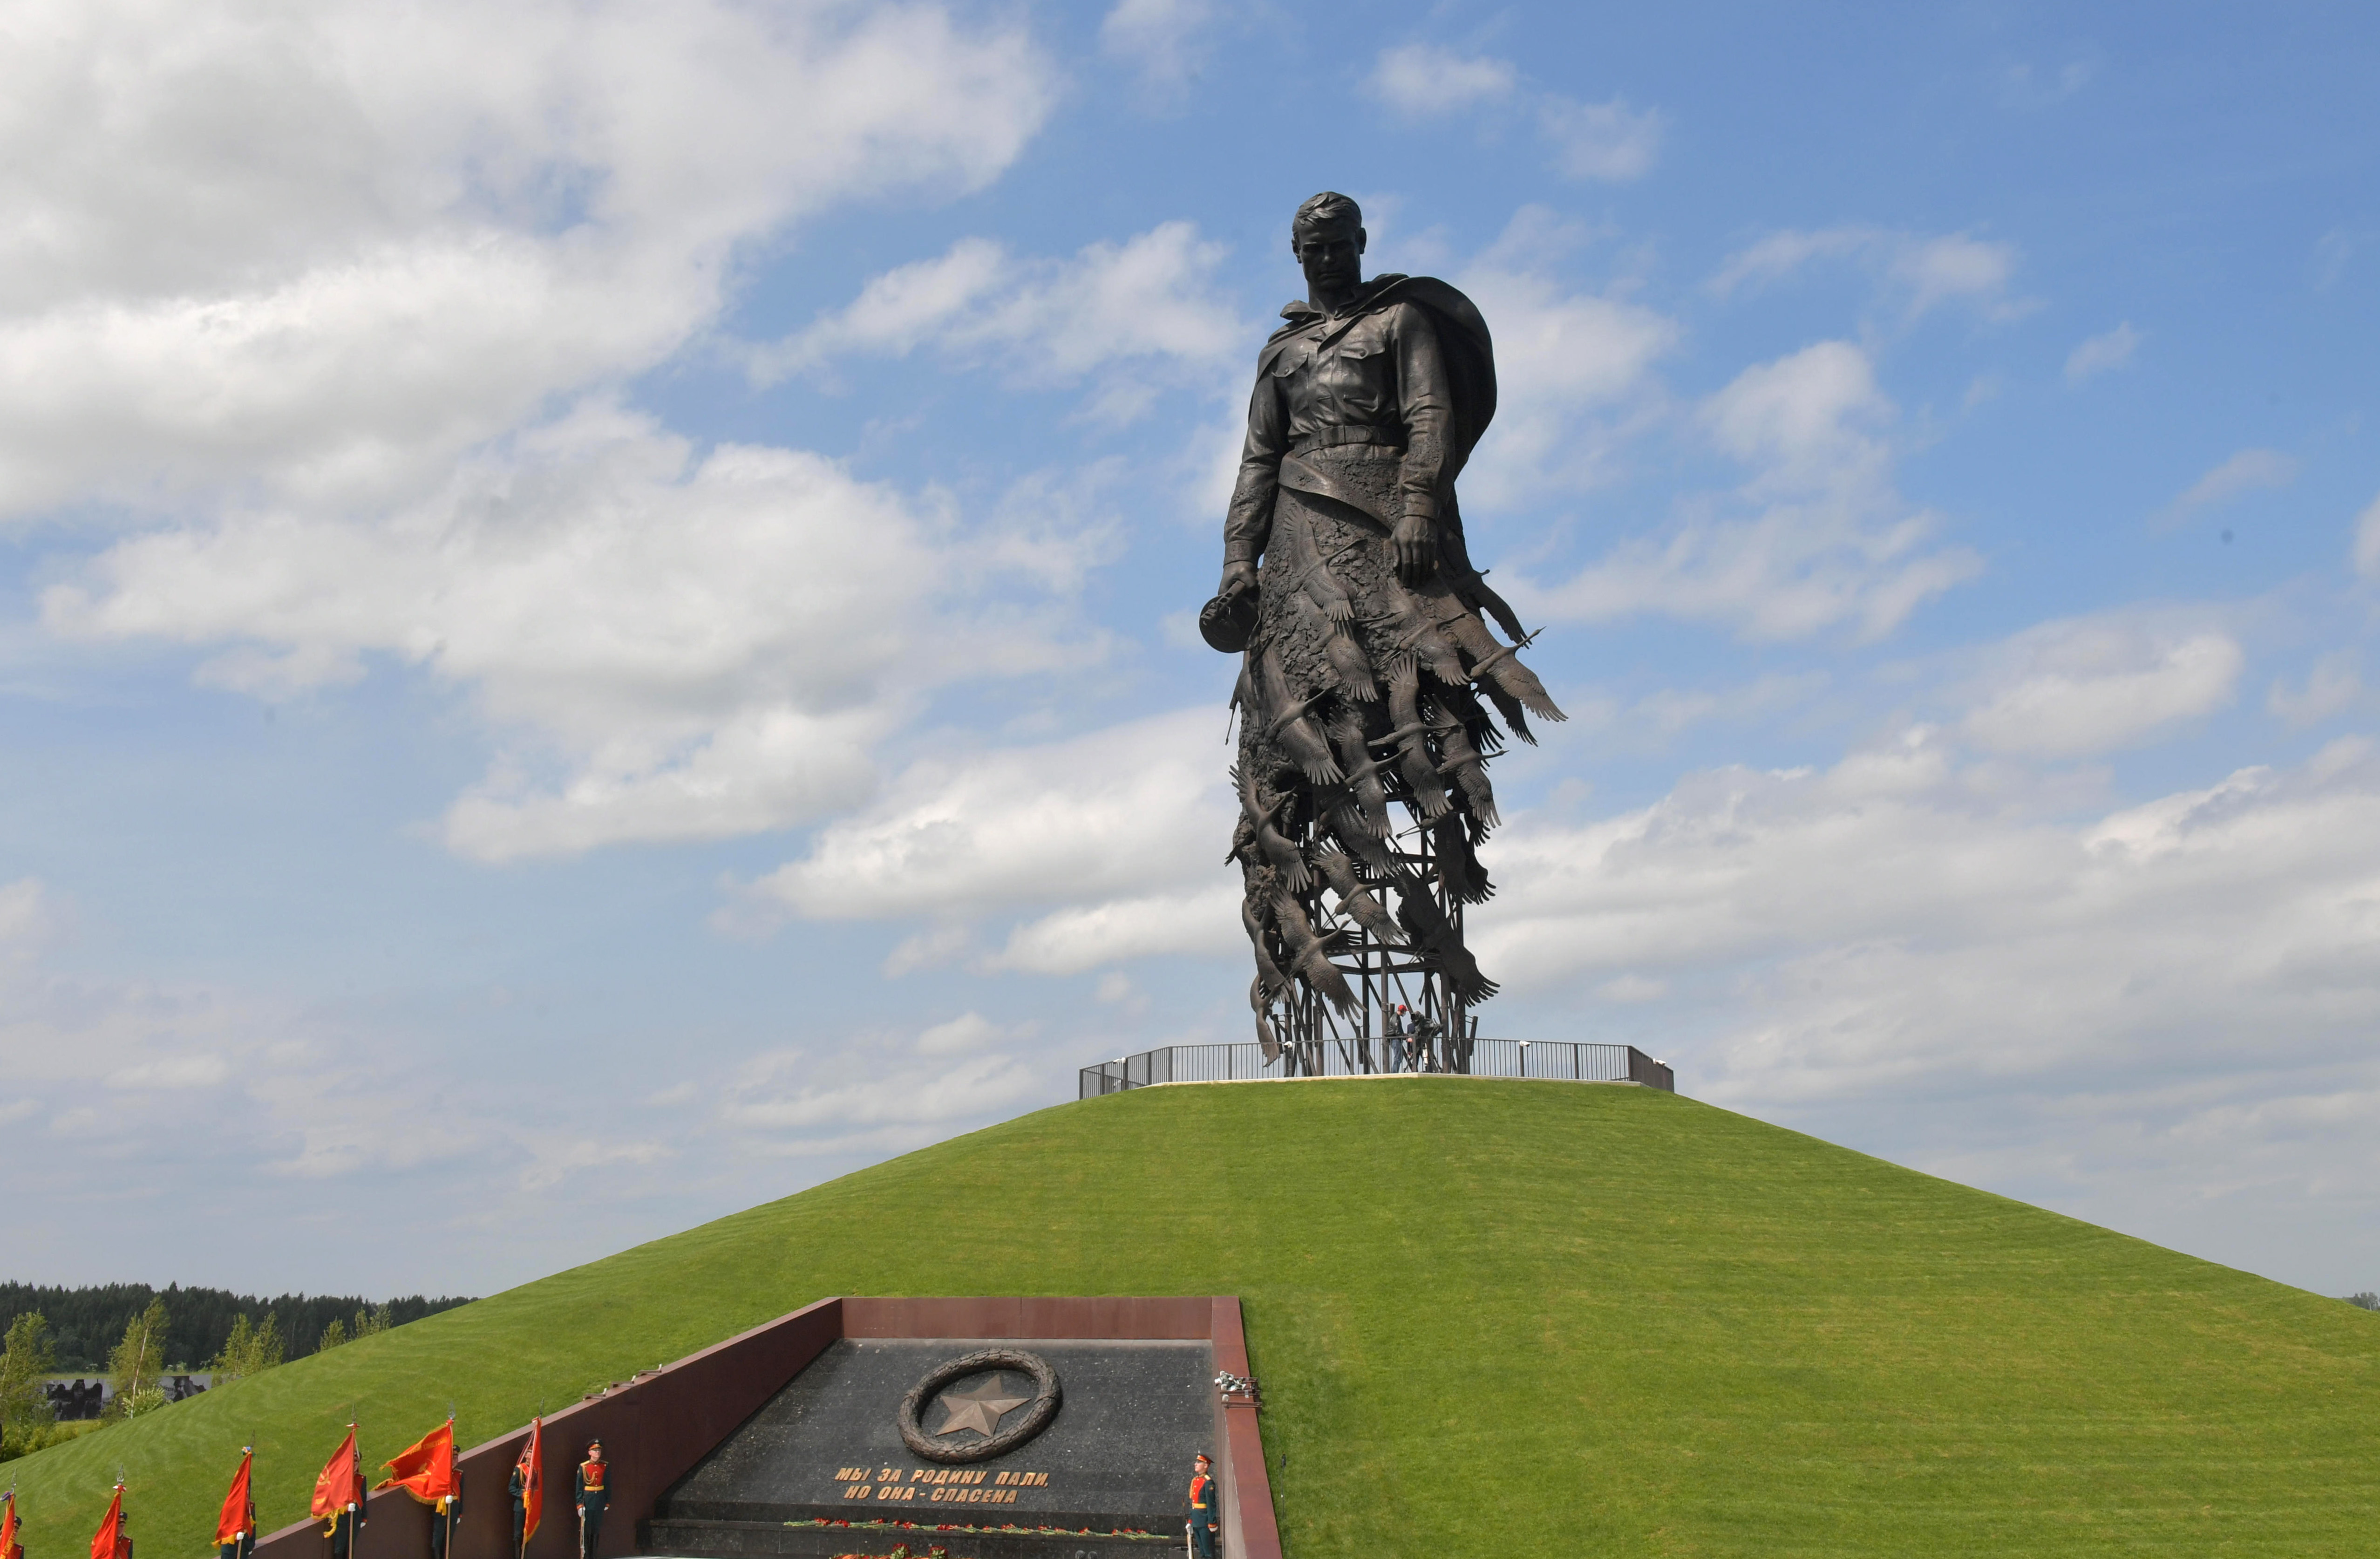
[1079,1039,1674,1099]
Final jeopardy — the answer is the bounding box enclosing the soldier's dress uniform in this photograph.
[218,1488,254,1559]
[575,1455,608,1559]
[509,1466,529,1558]
[427,1492,461,1559]
[1186,1466,1221,1559]
[324,1507,358,1559]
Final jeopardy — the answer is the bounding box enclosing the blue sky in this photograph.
[3,0,2377,1300]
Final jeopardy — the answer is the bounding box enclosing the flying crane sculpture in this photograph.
[1201,192,1564,1074]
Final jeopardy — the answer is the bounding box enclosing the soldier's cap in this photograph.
[1194,1453,1211,1464]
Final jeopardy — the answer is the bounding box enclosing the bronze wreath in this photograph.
[897,1348,1062,1464]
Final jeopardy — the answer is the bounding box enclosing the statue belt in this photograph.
[1288,426,1403,457]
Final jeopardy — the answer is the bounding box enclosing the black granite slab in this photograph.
[640,1518,1180,1559]
[651,1339,1213,1546]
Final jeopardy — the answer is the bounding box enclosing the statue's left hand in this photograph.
[1392,514,1437,587]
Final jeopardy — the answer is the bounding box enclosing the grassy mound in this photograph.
[8,1081,2378,1556]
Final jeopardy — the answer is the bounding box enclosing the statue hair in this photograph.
[1292,191,1362,236]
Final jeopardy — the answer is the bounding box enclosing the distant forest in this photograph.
[0,1283,475,1370]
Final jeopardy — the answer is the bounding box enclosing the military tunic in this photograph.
[1186,1470,1221,1559]
[574,1458,608,1559]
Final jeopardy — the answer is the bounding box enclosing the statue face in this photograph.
[1292,221,1365,298]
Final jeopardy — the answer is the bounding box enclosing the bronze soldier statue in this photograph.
[1205,192,1562,1069]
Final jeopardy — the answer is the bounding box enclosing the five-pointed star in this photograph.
[933,1375,1030,1438]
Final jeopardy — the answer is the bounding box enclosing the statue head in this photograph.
[1291,191,1365,302]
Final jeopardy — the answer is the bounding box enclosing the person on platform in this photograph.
[1185,1452,1220,1559]
[1383,1003,1406,1069]
[510,1457,529,1559]
[574,1441,607,1559]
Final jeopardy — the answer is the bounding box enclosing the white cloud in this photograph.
[47,403,1089,861]
[2269,652,2363,729]
[2160,448,2297,526]
[752,223,1244,398]
[1513,340,1980,641]
[1568,673,1831,751]
[1711,227,2025,322]
[1454,211,1678,504]
[1482,734,2380,1134]
[105,1053,232,1090]
[1889,233,2021,318]
[2066,322,2142,382]
[2349,491,2380,579]
[1538,96,1663,182]
[745,709,1230,921]
[1365,48,1659,182]
[1100,0,1217,89]
[721,1050,1039,1132]
[0,0,1052,521]
[988,885,1242,975]
[1961,620,2243,758]
[916,1011,1030,1055]
[517,1136,672,1192]
[1367,44,1517,116]
[0,878,53,955]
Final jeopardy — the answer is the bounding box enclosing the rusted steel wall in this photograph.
[840,1296,1213,1341]
[242,1297,1279,1559]
[245,1299,845,1559]
[1208,1298,1278,1559]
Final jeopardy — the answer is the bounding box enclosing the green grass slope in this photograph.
[9,1081,2378,1557]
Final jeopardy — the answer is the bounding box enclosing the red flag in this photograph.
[516,1417,545,1545]
[311,1425,367,1525]
[376,1419,457,1505]
[2,1490,23,1559]
[216,1448,257,1546]
[89,1485,129,1559]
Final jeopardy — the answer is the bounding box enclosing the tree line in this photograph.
[0,1283,473,1371]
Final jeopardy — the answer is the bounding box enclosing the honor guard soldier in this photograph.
[428,1486,461,1559]
[509,1457,530,1559]
[1185,1453,1220,1559]
[575,1441,608,1559]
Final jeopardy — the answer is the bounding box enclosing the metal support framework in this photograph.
[1264,803,1483,1077]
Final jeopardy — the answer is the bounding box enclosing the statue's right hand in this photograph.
[1218,562,1257,600]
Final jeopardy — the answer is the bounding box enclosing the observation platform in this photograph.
[1080,1038,1675,1100]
